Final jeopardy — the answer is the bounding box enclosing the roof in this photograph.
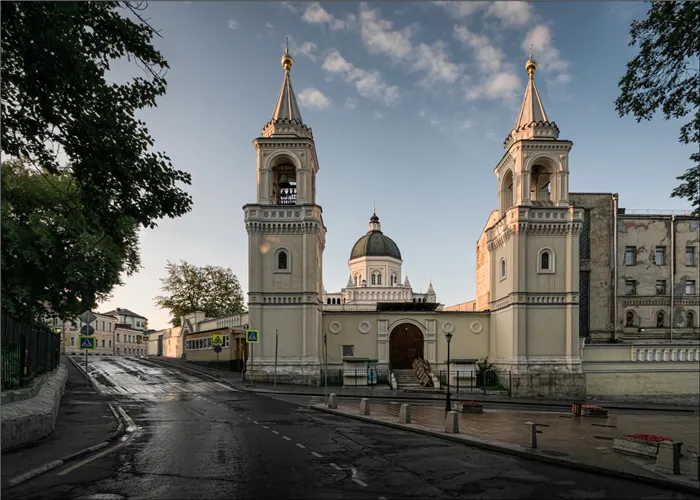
[376,302,440,312]
[350,212,402,260]
[271,69,303,124]
[102,308,147,320]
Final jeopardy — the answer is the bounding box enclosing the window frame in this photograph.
[686,246,697,267]
[499,258,506,281]
[686,311,696,328]
[654,246,665,266]
[274,248,292,274]
[625,279,637,295]
[624,311,635,327]
[537,248,555,274]
[655,280,667,295]
[655,311,665,328]
[341,345,355,358]
[625,246,636,266]
[686,280,696,295]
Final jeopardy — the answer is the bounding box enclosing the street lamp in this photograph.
[445,330,453,411]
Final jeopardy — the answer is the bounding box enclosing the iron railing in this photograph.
[438,370,511,396]
[1,313,62,390]
[242,366,392,387]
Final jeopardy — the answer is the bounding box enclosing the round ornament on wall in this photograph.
[329,321,342,334]
[470,321,483,334]
[358,321,371,334]
[441,322,455,334]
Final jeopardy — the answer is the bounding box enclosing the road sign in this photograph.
[246,330,259,344]
[212,334,225,346]
[79,336,96,350]
[213,345,222,354]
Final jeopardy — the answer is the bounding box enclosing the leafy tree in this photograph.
[1,1,193,234]
[615,1,700,214]
[154,261,246,326]
[1,159,140,320]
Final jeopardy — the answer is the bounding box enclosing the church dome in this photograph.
[350,212,402,260]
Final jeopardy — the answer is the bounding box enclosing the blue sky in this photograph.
[100,1,695,329]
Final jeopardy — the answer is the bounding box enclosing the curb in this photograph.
[309,404,700,495]
[5,399,127,489]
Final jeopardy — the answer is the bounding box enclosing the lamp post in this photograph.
[445,330,453,411]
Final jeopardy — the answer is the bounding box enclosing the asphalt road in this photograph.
[5,357,696,500]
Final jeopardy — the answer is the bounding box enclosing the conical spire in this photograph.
[403,274,411,288]
[427,280,435,295]
[346,275,354,288]
[262,39,312,139]
[504,46,559,149]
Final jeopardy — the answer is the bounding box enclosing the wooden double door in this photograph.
[389,323,424,370]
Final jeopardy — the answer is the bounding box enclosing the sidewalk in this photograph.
[147,356,700,413]
[314,399,700,493]
[1,357,119,488]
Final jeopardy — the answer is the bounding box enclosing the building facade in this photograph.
[230,47,699,399]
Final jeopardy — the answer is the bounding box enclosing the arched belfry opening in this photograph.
[389,323,424,370]
[271,160,297,205]
[501,170,514,214]
[530,164,552,202]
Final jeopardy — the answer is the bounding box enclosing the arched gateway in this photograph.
[389,323,424,369]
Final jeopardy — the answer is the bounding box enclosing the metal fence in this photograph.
[1,313,62,391]
[242,366,392,387]
[438,370,511,396]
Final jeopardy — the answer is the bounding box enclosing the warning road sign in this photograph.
[79,336,96,350]
[246,330,259,343]
[212,334,225,346]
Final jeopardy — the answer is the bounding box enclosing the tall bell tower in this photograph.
[243,43,326,384]
[487,48,585,397]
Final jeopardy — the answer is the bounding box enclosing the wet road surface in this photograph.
[5,357,696,500]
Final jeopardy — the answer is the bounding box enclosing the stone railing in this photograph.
[631,346,700,362]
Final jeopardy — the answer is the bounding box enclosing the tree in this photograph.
[1,1,193,234]
[615,1,700,214]
[1,159,140,320]
[154,261,246,326]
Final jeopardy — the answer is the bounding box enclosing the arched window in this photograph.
[327,298,331,304]
[656,311,665,328]
[278,251,288,270]
[371,274,376,285]
[537,248,555,274]
[354,275,359,286]
[499,258,506,280]
[391,274,397,286]
[377,274,382,285]
[686,311,695,328]
[625,311,635,327]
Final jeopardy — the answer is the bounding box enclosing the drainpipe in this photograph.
[670,215,675,342]
[612,194,618,342]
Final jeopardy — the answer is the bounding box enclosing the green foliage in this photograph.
[1,1,193,233]
[476,357,496,374]
[615,1,700,214]
[1,159,140,320]
[154,260,246,326]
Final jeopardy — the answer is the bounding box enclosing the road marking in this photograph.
[330,463,343,471]
[352,478,368,487]
[272,430,279,435]
[246,417,252,420]
[311,451,323,458]
[215,381,236,391]
[379,496,387,500]
[58,437,132,476]
[282,436,291,441]
[262,425,269,429]
[253,420,259,424]
[296,443,305,449]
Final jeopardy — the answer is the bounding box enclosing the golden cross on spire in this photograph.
[373,200,376,214]
[285,36,289,55]
[529,44,533,60]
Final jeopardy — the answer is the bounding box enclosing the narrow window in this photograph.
[625,246,636,265]
[109,340,112,348]
[686,311,695,328]
[117,333,120,342]
[655,246,665,266]
[71,337,75,346]
[499,258,506,279]
[377,274,382,285]
[687,247,696,266]
[341,345,355,358]
[102,339,105,348]
[371,274,376,285]
[686,280,696,295]
[278,251,288,270]
[327,298,331,304]
[355,275,359,286]
[655,280,666,295]
[541,251,550,270]
[625,311,635,327]
[625,279,636,295]
[656,312,665,328]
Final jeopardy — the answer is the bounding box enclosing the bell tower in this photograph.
[487,49,585,398]
[243,42,326,384]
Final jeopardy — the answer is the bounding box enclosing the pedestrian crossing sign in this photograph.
[79,336,96,350]
[212,334,224,346]
[246,330,259,344]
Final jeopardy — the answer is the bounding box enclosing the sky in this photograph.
[100,1,696,330]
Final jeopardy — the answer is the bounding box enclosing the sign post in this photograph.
[213,344,222,370]
[212,334,224,372]
[323,332,328,403]
[273,329,279,391]
[246,330,259,388]
[79,335,96,386]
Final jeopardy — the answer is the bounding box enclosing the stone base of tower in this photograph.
[245,356,322,386]
[490,356,586,400]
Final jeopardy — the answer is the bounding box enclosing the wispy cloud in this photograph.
[373,110,384,120]
[302,2,357,31]
[265,22,275,29]
[522,24,570,84]
[433,1,533,26]
[297,88,331,109]
[358,4,462,85]
[285,36,318,62]
[228,20,238,30]
[344,97,358,110]
[321,50,399,106]
[281,2,298,15]
[453,26,521,102]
